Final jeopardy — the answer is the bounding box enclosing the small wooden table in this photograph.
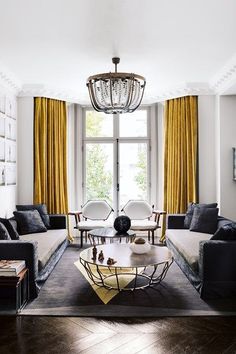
[88,227,136,245]
[0,268,29,313]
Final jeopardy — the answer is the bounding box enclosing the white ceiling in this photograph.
[0,0,236,103]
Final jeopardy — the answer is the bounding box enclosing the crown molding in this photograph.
[144,82,215,103]
[210,54,236,94]
[19,84,88,104]
[20,82,216,105]
[3,54,236,102]
[0,62,22,94]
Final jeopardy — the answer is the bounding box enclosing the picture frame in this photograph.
[5,163,16,185]
[0,113,5,138]
[5,140,16,162]
[0,137,5,162]
[6,117,16,141]
[0,163,5,186]
[233,147,236,181]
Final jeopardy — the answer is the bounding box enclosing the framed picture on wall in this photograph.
[0,113,5,138]
[0,94,5,114]
[5,140,16,162]
[6,117,16,141]
[0,163,5,186]
[233,148,236,181]
[0,138,5,162]
[6,163,16,185]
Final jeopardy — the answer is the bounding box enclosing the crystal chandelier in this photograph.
[86,57,146,114]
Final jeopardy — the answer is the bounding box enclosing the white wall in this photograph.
[217,95,236,220]
[17,97,34,204]
[198,95,217,203]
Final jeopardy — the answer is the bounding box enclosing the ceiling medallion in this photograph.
[86,57,146,114]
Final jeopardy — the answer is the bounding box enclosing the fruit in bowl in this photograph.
[130,237,151,254]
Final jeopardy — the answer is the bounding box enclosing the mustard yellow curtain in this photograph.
[34,97,68,214]
[161,96,198,241]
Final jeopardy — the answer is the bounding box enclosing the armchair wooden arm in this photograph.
[68,210,82,224]
[152,210,166,223]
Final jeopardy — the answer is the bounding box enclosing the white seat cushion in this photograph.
[77,220,112,231]
[166,229,212,272]
[130,220,158,230]
[20,229,67,271]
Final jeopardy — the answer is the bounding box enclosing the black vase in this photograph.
[114,216,131,234]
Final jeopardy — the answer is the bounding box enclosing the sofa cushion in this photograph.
[189,207,219,234]
[166,229,212,272]
[211,222,236,241]
[16,204,50,229]
[20,229,67,271]
[184,203,218,229]
[0,222,11,240]
[13,210,47,235]
[0,217,20,240]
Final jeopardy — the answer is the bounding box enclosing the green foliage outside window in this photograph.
[86,112,112,203]
[85,111,147,204]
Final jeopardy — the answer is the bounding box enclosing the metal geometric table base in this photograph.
[80,258,173,291]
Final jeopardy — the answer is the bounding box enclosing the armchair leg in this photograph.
[80,231,84,248]
[148,231,150,241]
[151,230,155,245]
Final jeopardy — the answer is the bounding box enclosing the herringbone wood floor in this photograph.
[0,316,236,354]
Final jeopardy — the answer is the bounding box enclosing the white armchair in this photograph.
[121,200,166,244]
[69,200,113,247]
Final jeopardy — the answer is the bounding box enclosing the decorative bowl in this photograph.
[130,239,151,254]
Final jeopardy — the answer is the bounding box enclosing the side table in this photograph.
[0,268,29,313]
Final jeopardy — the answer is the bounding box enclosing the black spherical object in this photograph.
[114,216,131,234]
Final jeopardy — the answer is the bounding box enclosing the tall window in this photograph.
[83,108,150,215]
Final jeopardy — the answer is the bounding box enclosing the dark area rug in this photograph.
[22,245,236,317]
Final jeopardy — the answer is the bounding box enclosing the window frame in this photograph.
[82,106,152,215]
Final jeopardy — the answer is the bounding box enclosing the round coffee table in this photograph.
[88,227,136,245]
[80,244,173,291]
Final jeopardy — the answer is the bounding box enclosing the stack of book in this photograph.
[0,260,26,277]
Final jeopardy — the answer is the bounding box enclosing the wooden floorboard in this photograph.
[1,316,236,354]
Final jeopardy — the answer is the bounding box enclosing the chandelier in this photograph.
[86,57,146,114]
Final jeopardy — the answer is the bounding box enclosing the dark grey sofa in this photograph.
[166,214,236,299]
[0,214,68,299]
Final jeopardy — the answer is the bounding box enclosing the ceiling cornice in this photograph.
[19,82,216,105]
[145,82,215,103]
[0,62,22,94]
[3,53,236,103]
[19,84,86,104]
[210,54,236,94]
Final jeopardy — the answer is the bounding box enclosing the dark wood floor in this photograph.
[1,316,236,354]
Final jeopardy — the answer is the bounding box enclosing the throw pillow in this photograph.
[13,210,47,235]
[184,202,218,229]
[189,207,219,234]
[211,223,236,241]
[0,222,11,240]
[0,217,20,240]
[16,204,50,229]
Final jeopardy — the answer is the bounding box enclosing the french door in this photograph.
[83,109,150,216]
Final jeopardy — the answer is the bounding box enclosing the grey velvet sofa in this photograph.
[166,214,236,299]
[0,214,68,299]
